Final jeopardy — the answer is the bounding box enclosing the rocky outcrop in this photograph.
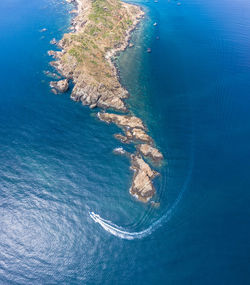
[137,144,163,163]
[69,85,128,111]
[97,111,162,201]
[48,0,143,112]
[114,133,129,143]
[47,0,163,203]
[97,111,162,202]
[130,154,159,202]
[50,79,69,93]
[125,128,152,144]
[48,50,60,59]
[98,112,153,144]
[98,113,145,129]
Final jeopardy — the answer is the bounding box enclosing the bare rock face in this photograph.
[97,95,127,112]
[70,85,127,111]
[114,134,129,143]
[44,70,61,79]
[51,88,58,95]
[50,79,69,93]
[71,84,100,106]
[137,144,163,163]
[98,113,145,129]
[130,154,159,202]
[98,112,153,144]
[125,128,152,144]
[48,50,60,59]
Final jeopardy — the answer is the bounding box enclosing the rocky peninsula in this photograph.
[48,0,163,202]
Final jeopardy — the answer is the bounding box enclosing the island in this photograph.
[48,0,163,203]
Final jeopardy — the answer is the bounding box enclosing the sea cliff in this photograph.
[48,0,163,203]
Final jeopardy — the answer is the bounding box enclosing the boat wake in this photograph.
[89,152,194,240]
[90,112,195,240]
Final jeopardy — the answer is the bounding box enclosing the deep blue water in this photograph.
[0,0,250,283]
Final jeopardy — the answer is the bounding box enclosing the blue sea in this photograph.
[0,0,250,283]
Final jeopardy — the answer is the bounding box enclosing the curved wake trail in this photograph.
[89,150,194,240]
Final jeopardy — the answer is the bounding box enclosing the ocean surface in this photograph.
[0,0,250,283]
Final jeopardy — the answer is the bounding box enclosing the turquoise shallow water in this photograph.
[0,0,250,283]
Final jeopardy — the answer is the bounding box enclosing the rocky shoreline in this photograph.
[48,0,163,203]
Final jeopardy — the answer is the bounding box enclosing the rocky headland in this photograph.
[130,154,159,202]
[48,0,163,203]
[137,143,163,164]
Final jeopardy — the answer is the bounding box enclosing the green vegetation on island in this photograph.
[61,0,142,88]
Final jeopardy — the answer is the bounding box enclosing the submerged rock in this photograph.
[51,88,58,95]
[44,70,61,79]
[151,201,160,208]
[50,38,57,45]
[40,28,47,32]
[69,9,78,14]
[113,147,126,156]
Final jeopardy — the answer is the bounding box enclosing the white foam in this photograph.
[113,147,126,155]
[90,144,195,240]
